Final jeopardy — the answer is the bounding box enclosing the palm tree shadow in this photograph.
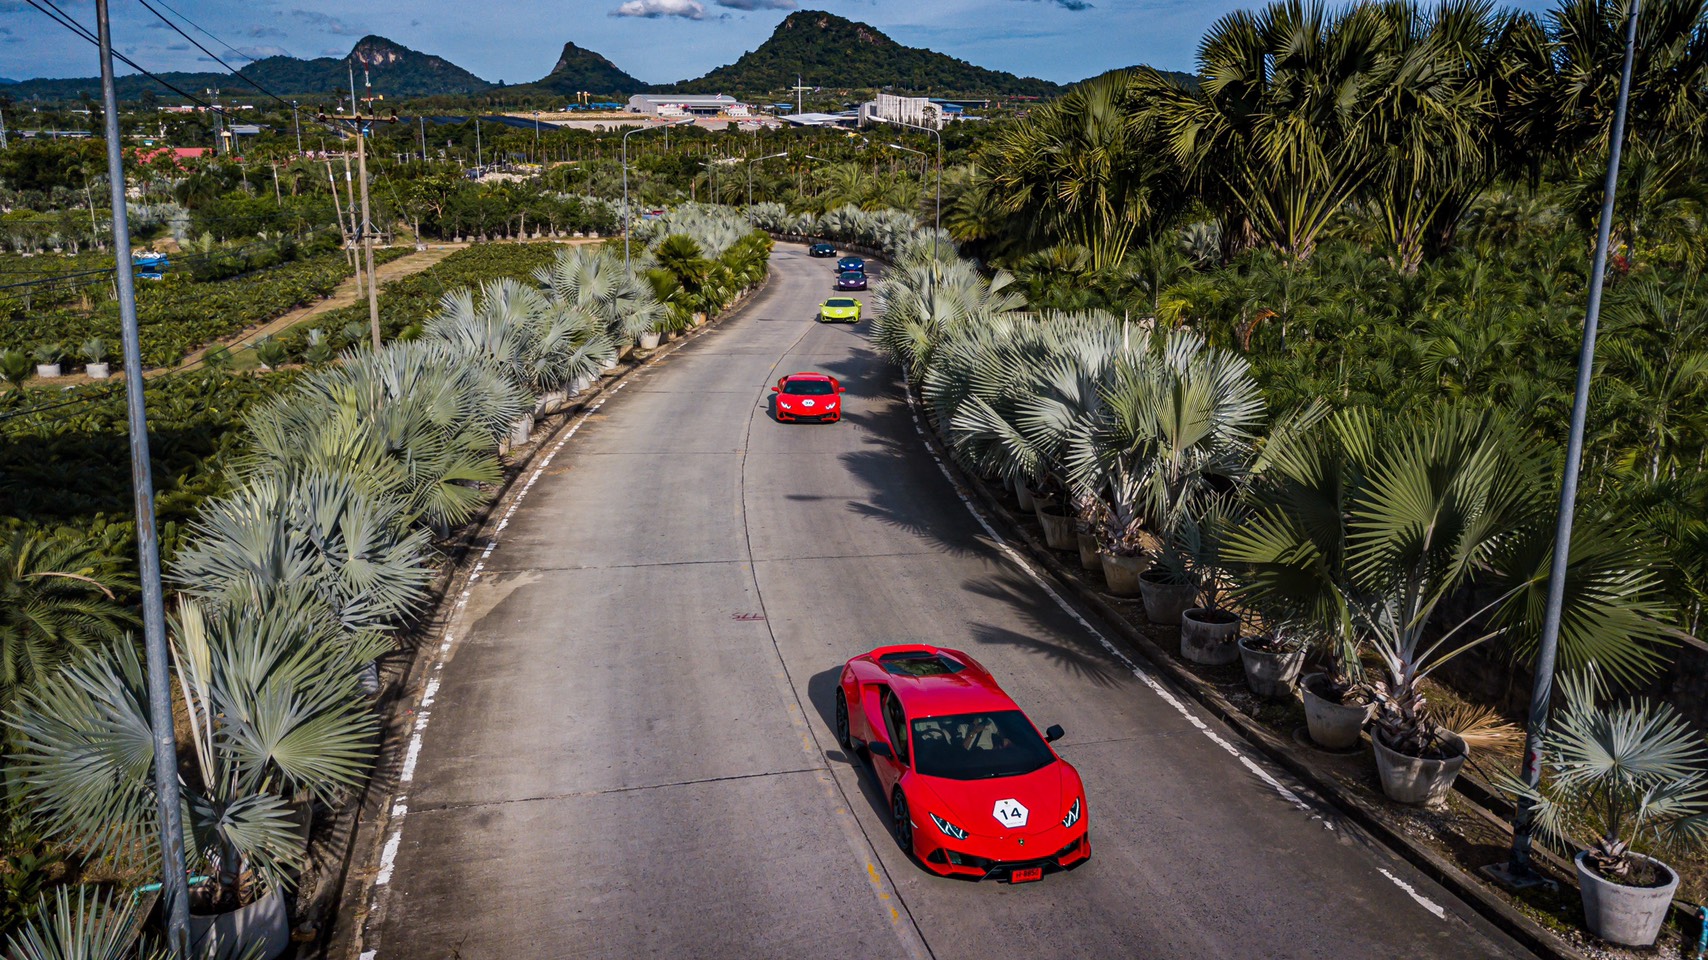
[964,620,1122,690]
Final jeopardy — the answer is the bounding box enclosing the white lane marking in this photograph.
[1380,868,1449,919]
[900,388,1469,921]
[375,830,402,885]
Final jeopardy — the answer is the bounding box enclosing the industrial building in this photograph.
[626,95,752,118]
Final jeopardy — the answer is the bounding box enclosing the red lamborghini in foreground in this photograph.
[835,644,1090,882]
[772,372,844,423]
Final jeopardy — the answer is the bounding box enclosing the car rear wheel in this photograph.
[834,689,851,749]
[892,789,914,856]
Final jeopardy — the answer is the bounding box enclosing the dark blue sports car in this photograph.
[836,256,866,274]
[836,271,868,291]
[809,243,836,257]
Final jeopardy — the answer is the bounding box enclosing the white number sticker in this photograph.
[992,798,1029,829]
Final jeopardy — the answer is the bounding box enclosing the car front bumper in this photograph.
[819,313,859,323]
[919,829,1090,881]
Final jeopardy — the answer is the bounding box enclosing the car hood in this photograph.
[913,761,1076,837]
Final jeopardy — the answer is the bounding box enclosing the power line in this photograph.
[134,0,296,114]
[24,0,235,120]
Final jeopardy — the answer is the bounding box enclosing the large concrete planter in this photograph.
[1137,570,1197,626]
[639,331,661,349]
[1179,607,1239,665]
[537,390,568,415]
[189,887,291,960]
[1371,729,1466,806]
[1035,505,1075,550]
[1238,637,1305,698]
[1576,851,1679,947]
[1098,552,1150,597]
[508,414,534,447]
[85,362,110,379]
[1301,674,1368,749]
[1075,531,1101,570]
[35,363,60,379]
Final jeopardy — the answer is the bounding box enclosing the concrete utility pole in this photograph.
[0,108,8,150]
[358,78,380,350]
[622,117,692,271]
[292,100,302,155]
[96,1,191,953]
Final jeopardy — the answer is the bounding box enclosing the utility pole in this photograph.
[96,1,191,953]
[475,117,483,170]
[206,87,222,154]
[0,108,8,149]
[292,100,302,155]
[1495,0,1644,888]
[359,75,379,348]
[419,115,427,161]
[339,152,361,288]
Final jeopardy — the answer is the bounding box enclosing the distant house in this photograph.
[136,146,210,169]
[626,94,750,118]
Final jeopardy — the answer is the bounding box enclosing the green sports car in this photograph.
[819,297,862,323]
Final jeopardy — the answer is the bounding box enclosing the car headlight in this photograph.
[930,812,969,841]
[1062,797,1082,829]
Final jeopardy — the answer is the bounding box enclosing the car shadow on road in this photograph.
[807,665,900,829]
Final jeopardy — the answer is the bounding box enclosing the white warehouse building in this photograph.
[627,94,752,118]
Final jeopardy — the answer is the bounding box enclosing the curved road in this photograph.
[360,245,1530,960]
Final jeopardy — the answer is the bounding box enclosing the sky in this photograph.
[1,0,1561,88]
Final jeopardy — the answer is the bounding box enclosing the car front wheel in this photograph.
[834,689,851,749]
[892,789,914,856]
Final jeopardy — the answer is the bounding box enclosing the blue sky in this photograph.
[3,0,1560,87]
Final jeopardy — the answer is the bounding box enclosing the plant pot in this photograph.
[189,887,291,960]
[509,414,534,447]
[639,331,661,349]
[1371,729,1466,806]
[1575,851,1679,947]
[537,389,567,415]
[1098,551,1150,597]
[1138,570,1198,626]
[85,362,110,379]
[601,357,619,374]
[1076,531,1101,570]
[1035,506,1075,550]
[1014,479,1036,512]
[1238,637,1305,699]
[1179,607,1239,665]
[1300,674,1369,750]
[35,363,60,379]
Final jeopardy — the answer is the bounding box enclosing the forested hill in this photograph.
[525,43,646,96]
[7,36,492,101]
[664,10,1062,98]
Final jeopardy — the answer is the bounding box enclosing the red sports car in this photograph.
[835,644,1090,882]
[771,372,845,423]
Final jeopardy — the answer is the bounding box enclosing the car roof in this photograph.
[853,645,1017,718]
[783,372,834,382]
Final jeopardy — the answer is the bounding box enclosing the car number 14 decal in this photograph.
[992,798,1029,829]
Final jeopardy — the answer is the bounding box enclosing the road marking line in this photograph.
[1380,868,1448,918]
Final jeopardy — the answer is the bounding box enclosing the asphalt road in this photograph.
[362,245,1532,960]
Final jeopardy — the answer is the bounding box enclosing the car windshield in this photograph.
[910,711,1054,780]
[783,380,835,396]
[839,273,864,281]
[826,298,857,307]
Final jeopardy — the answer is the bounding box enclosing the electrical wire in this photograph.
[134,0,298,114]
[24,0,235,120]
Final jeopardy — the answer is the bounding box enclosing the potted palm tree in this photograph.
[31,343,62,379]
[1229,407,1676,799]
[1500,671,1708,947]
[79,338,110,379]
[1237,620,1308,699]
[0,349,33,390]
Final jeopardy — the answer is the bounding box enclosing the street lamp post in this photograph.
[743,151,787,206]
[623,118,692,271]
[874,115,942,269]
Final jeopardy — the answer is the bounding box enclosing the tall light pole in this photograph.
[292,100,302,155]
[743,151,787,206]
[623,117,691,270]
[1496,0,1644,887]
[96,1,191,953]
[874,115,942,265]
[533,110,540,163]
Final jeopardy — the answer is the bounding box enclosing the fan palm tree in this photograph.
[3,886,163,960]
[534,245,667,344]
[9,586,377,910]
[427,279,615,395]
[0,531,134,711]
[1227,406,1676,755]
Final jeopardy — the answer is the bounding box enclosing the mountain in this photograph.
[1074,66,1199,90]
[665,11,1061,98]
[0,78,17,85]
[6,36,492,101]
[527,42,644,97]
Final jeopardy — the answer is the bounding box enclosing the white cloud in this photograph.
[715,0,794,9]
[611,0,705,19]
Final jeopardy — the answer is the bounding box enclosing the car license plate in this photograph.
[1010,867,1043,883]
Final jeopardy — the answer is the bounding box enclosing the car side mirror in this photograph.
[837,387,846,394]
[1045,724,1065,743]
[770,386,780,393]
[868,741,893,760]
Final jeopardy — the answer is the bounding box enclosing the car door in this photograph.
[872,686,911,794]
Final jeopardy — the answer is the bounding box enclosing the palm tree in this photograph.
[534,245,667,344]
[1227,406,1677,755]
[988,70,1182,270]
[1134,1,1394,262]
[0,532,133,711]
[426,278,614,396]
[9,586,377,910]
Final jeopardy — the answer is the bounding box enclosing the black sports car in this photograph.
[809,243,836,257]
[836,271,868,291]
